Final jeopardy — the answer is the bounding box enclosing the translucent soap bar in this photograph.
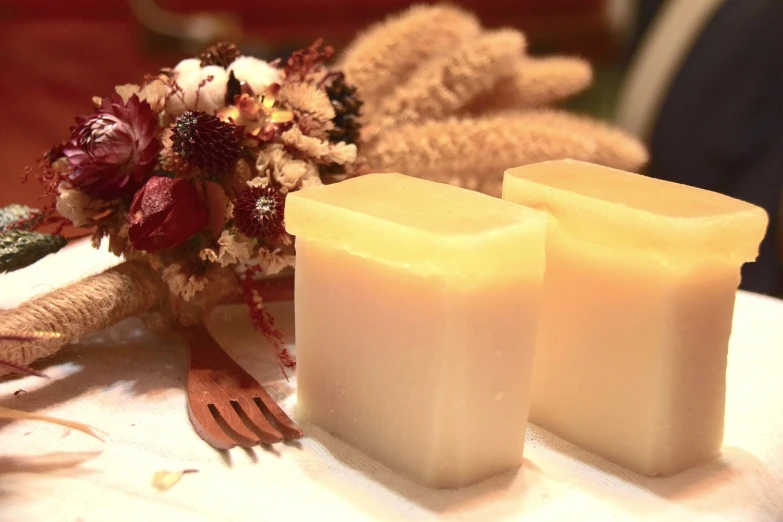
[287,173,547,487]
[503,159,768,476]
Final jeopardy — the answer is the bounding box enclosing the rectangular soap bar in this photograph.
[503,160,768,477]
[286,173,547,488]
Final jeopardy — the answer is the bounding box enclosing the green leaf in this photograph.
[0,230,67,273]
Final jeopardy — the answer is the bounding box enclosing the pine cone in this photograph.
[0,204,43,233]
[199,41,242,68]
[171,111,243,176]
[0,230,67,273]
[325,72,363,145]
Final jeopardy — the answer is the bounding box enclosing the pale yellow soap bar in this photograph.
[503,160,768,477]
[286,173,547,488]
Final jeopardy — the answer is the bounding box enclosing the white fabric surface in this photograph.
[0,241,782,522]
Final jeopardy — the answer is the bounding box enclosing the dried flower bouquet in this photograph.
[0,4,646,377]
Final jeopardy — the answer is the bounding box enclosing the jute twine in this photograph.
[0,261,167,374]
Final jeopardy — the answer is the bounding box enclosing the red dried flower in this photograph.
[128,176,208,252]
[63,94,161,200]
[232,185,285,241]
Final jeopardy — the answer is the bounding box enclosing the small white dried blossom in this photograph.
[162,263,208,302]
[276,160,310,190]
[55,182,100,227]
[281,127,330,158]
[246,176,268,188]
[326,142,358,165]
[299,165,323,188]
[256,247,296,276]
[199,230,253,268]
[256,143,314,190]
[114,83,140,104]
[138,78,169,113]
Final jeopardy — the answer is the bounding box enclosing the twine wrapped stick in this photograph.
[0,262,166,372]
[0,4,647,376]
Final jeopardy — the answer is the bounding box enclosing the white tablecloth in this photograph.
[1,242,782,522]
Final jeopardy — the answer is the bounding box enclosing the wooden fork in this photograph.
[181,280,302,449]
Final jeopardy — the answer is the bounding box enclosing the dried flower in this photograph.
[128,177,208,252]
[199,230,252,267]
[231,185,285,241]
[277,82,335,138]
[63,94,161,200]
[114,80,167,114]
[55,182,103,227]
[171,111,243,176]
[281,127,330,158]
[115,84,140,104]
[199,41,242,68]
[284,39,334,82]
[255,143,314,190]
[228,57,282,97]
[281,127,357,167]
[254,247,295,275]
[227,158,253,196]
[138,77,169,114]
[162,262,209,301]
[90,209,131,257]
[166,66,229,116]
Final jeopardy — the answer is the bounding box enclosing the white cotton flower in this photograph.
[228,56,282,96]
[166,65,228,116]
[174,58,202,75]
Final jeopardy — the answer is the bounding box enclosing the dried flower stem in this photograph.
[0,261,166,374]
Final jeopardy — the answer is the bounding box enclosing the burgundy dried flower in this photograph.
[63,94,160,200]
[232,185,285,241]
[128,176,208,252]
[171,111,243,176]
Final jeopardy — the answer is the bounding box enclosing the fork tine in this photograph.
[233,398,283,444]
[187,402,237,450]
[254,392,304,440]
[210,403,263,447]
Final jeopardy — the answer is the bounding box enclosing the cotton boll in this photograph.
[166,69,200,116]
[166,66,228,116]
[174,58,202,75]
[197,65,229,113]
[228,56,282,95]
